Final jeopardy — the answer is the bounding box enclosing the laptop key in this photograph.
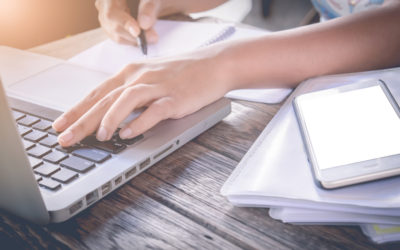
[60,156,95,173]
[43,150,68,164]
[39,134,58,147]
[24,130,48,142]
[18,125,32,136]
[27,145,52,158]
[56,144,82,153]
[32,119,52,131]
[46,127,59,135]
[72,147,111,163]
[34,163,60,177]
[83,136,126,154]
[39,178,61,191]
[116,134,144,145]
[17,115,40,126]
[22,139,35,150]
[94,141,126,154]
[51,168,78,183]
[12,110,26,121]
[83,135,127,154]
[28,156,43,168]
[34,174,42,182]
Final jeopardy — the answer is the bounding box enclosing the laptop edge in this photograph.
[0,81,50,224]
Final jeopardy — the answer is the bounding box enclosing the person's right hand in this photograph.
[52,45,237,148]
[95,0,161,45]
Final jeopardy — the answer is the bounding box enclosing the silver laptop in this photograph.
[0,46,231,224]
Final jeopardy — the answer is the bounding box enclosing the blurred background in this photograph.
[0,0,315,50]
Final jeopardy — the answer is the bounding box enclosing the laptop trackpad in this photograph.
[7,63,110,112]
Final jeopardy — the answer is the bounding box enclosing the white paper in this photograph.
[361,224,400,244]
[221,67,400,214]
[269,207,400,225]
[69,20,230,74]
[270,207,400,243]
[68,20,291,104]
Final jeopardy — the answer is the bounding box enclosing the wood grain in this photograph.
[28,28,107,60]
[2,20,399,250]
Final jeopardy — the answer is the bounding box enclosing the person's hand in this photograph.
[52,48,234,147]
[95,0,160,45]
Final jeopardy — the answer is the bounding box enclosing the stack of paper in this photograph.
[68,20,291,104]
[221,67,400,244]
[361,224,400,244]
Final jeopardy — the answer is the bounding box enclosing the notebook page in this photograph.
[69,20,234,74]
[361,224,400,244]
[68,20,292,104]
[269,207,400,225]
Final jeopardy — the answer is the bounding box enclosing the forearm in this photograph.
[158,0,227,17]
[218,1,400,89]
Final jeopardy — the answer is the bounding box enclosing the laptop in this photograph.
[0,46,231,224]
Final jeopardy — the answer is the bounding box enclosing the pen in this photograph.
[136,29,147,55]
[131,7,147,55]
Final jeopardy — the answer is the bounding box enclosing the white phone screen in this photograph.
[300,85,400,170]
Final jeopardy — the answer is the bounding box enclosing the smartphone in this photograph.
[293,79,400,189]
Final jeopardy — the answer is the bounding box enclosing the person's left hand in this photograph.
[95,0,161,45]
[52,48,234,147]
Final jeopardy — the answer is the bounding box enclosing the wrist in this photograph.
[158,0,182,17]
[213,42,248,92]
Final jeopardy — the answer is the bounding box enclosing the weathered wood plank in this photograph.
[234,99,282,117]
[0,211,71,249]
[194,102,274,162]
[133,172,289,249]
[0,185,241,249]
[143,140,384,250]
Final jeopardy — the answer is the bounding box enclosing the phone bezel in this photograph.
[293,79,400,189]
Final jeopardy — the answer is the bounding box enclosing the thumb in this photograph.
[138,0,160,30]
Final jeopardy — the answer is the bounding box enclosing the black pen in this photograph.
[136,29,147,55]
[131,6,147,55]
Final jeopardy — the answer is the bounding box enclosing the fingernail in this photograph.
[120,128,132,139]
[59,130,73,145]
[53,116,67,130]
[139,15,151,29]
[128,26,139,36]
[97,126,108,141]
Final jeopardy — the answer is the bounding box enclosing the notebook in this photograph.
[68,20,292,104]
[361,224,400,244]
[270,207,400,243]
[220,67,400,216]
[269,207,400,225]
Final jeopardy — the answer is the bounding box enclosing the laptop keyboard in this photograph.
[12,110,143,192]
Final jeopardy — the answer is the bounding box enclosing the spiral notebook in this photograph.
[68,20,291,104]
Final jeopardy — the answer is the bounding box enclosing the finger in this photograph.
[138,0,160,30]
[145,27,158,44]
[99,6,140,39]
[52,73,126,132]
[122,13,141,38]
[57,87,125,147]
[109,33,137,46]
[111,33,137,45]
[97,84,166,141]
[119,97,174,139]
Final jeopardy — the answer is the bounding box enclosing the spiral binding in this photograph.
[200,26,236,47]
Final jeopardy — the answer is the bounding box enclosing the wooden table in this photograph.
[0,27,398,249]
